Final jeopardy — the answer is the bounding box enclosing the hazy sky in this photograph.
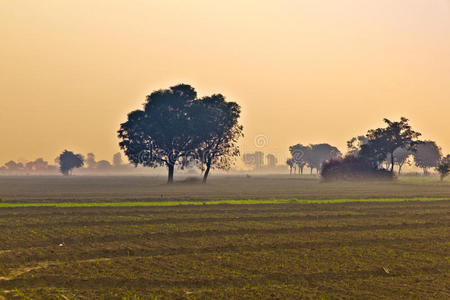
[1,0,449,164]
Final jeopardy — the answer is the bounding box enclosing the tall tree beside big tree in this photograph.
[385,147,411,175]
[436,155,450,181]
[360,117,421,172]
[118,84,200,184]
[413,140,442,175]
[193,94,243,184]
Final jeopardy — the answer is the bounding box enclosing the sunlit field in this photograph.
[0,176,449,299]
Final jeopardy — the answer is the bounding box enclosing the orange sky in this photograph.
[1,0,449,165]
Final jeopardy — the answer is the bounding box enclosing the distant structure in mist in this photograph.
[242,151,281,171]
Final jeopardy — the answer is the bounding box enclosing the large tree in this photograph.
[118,84,243,184]
[59,150,84,176]
[413,141,441,175]
[360,117,421,172]
[118,84,200,183]
[193,94,243,183]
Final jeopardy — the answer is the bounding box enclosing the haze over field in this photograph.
[1,0,449,163]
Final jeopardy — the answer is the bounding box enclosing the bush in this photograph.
[321,156,394,181]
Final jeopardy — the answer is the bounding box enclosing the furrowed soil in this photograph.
[0,201,449,299]
[0,176,449,299]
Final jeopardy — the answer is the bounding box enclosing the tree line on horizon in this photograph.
[1,84,448,183]
[285,117,449,181]
[0,152,126,175]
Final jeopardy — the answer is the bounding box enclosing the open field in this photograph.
[0,200,449,299]
[0,176,449,299]
[0,175,449,203]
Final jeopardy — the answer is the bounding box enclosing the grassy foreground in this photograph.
[0,197,449,208]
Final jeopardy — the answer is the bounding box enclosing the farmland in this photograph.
[0,176,449,299]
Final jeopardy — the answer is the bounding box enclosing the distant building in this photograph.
[266,154,278,168]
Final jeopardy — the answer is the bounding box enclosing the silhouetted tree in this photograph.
[289,144,309,174]
[347,136,368,157]
[25,158,49,172]
[113,152,123,167]
[118,84,203,184]
[386,147,411,175]
[193,94,243,183]
[4,161,24,172]
[286,158,295,175]
[436,155,450,181]
[86,153,97,169]
[413,141,441,175]
[308,144,342,174]
[59,150,84,176]
[360,117,421,172]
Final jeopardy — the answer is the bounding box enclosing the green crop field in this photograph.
[0,176,449,299]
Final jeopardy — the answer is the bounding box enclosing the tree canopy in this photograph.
[359,117,421,171]
[59,150,84,176]
[193,94,243,183]
[413,141,442,174]
[118,84,242,183]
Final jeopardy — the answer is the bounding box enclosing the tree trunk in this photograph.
[202,162,211,184]
[167,164,174,184]
[300,166,304,175]
[398,163,403,175]
[390,151,395,173]
[289,167,292,175]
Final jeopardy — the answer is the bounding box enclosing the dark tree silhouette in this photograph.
[413,141,441,175]
[289,144,309,174]
[59,150,84,176]
[308,144,342,174]
[286,158,295,175]
[360,117,421,172]
[385,147,411,175]
[436,155,450,181]
[194,94,243,183]
[347,135,368,157]
[118,84,200,184]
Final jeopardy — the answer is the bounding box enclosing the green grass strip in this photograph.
[0,198,448,208]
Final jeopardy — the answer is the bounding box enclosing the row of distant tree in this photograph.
[286,144,341,175]
[0,152,127,175]
[286,117,449,181]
